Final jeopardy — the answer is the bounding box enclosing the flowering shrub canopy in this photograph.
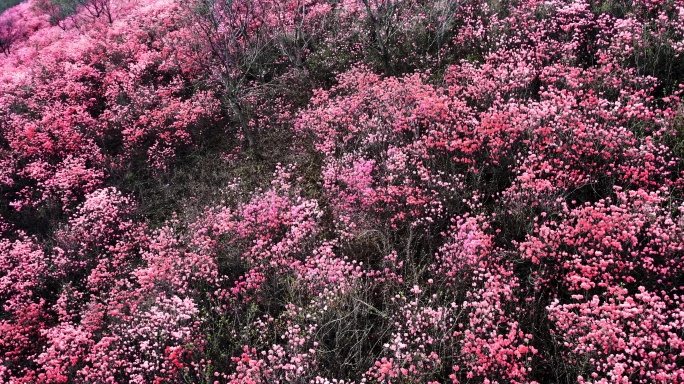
[1,0,684,382]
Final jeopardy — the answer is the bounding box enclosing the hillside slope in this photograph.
[1,0,684,382]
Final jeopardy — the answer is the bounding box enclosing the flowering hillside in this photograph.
[1,0,683,382]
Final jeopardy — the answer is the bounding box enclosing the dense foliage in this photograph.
[1,0,684,382]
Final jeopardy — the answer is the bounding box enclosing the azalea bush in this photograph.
[1,0,683,382]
